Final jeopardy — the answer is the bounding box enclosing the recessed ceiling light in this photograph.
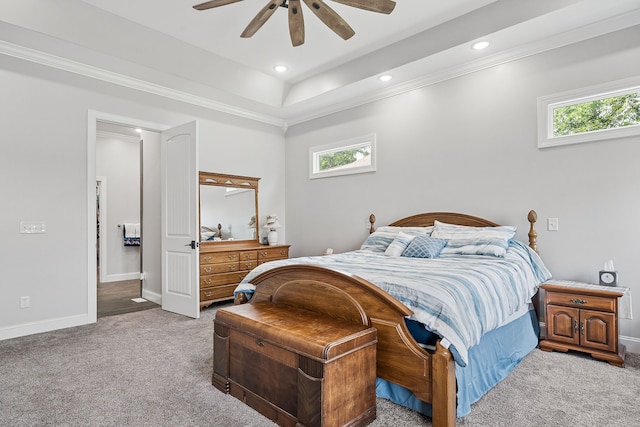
[472,41,491,50]
[379,75,392,82]
[274,65,288,73]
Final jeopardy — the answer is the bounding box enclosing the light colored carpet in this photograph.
[1,305,638,426]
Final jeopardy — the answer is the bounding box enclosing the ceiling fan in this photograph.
[193,0,396,47]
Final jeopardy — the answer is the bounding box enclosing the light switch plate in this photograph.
[547,218,559,231]
[20,221,46,234]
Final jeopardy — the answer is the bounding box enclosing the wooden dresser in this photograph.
[213,302,377,427]
[539,282,626,367]
[199,242,289,309]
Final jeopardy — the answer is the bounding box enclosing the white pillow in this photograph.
[384,232,416,257]
[431,220,516,257]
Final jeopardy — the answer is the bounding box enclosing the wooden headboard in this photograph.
[368,210,539,252]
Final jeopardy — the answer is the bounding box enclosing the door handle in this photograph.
[185,240,198,249]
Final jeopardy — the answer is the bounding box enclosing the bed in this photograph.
[232,211,551,427]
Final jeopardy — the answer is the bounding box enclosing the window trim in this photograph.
[309,134,376,179]
[537,76,640,148]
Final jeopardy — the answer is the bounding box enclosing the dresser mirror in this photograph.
[199,172,260,244]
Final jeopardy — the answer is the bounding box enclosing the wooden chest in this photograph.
[213,302,377,427]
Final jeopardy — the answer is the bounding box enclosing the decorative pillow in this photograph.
[384,232,416,257]
[360,226,433,253]
[402,235,447,258]
[431,220,516,257]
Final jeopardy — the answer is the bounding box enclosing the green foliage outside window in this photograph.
[319,146,371,171]
[553,92,640,137]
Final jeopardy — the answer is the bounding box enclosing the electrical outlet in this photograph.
[20,296,30,308]
[547,218,559,231]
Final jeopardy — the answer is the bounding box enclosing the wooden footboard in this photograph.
[246,264,456,427]
[233,210,540,427]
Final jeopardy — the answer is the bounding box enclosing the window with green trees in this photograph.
[538,78,640,148]
[553,92,640,137]
[310,135,376,179]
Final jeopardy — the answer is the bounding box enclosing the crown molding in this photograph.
[2,7,638,130]
[0,39,286,129]
[284,9,640,126]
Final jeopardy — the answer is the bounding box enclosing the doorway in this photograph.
[95,122,157,317]
[88,111,200,323]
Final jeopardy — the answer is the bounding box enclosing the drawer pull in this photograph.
[204,267,212,273]
[239,274,246,280]
[255,339,264,347]
[203,256,212,262]
[570,298,587,305]
[204,291,213,298]
[574,320,579,332]
[228,254,235,259]
[204,279,212,285]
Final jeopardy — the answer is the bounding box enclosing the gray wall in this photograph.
[0,53,285,339]
[284,27,640,352]
[96,131,141,283]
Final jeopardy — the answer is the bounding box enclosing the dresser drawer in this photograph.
[201,271,248,287]
[201,284,236,301]
[239,261,256,271]
[258,247,289,261]
[200,262,239,275]
[238,251,257,261]
[547,291,616,312]
[201,252,239,264]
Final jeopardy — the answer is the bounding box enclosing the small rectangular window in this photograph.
[538,77,640,148]
[309,134,376,179]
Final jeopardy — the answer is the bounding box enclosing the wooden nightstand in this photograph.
[539,281,626,367]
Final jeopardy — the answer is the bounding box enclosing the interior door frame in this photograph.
[87,110,170,324]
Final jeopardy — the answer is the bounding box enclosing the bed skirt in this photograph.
[376,306,539,418]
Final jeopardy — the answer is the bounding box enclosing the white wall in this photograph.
[141,130,162,303]
[0,54,285,339]
[96,131,141,282]
[284,27,640,352]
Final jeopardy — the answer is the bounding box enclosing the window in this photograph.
[309,134,376,179]
[538,77,640,148]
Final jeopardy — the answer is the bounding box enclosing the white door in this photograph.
[160,121,199,318]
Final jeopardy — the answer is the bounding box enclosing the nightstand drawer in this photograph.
[546,291,616,312]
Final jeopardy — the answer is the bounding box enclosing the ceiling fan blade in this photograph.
[193,0,244,11]
[288,0,305,46]
[241,0,281,38]
[302,0,355,40]
[330,0,395,14]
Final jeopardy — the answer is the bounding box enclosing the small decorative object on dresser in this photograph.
[263,214,281,246]
[540,280,630,367]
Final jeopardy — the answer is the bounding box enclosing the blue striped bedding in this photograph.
[237,239,551,366]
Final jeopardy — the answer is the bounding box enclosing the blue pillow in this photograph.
[402,235,447,258]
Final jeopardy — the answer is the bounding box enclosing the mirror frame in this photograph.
[198,172,260,244]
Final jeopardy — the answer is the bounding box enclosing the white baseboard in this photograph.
[621,335,640,354]
[142,288,161,305]
[0,314,91,341]
[101,272,140,283]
